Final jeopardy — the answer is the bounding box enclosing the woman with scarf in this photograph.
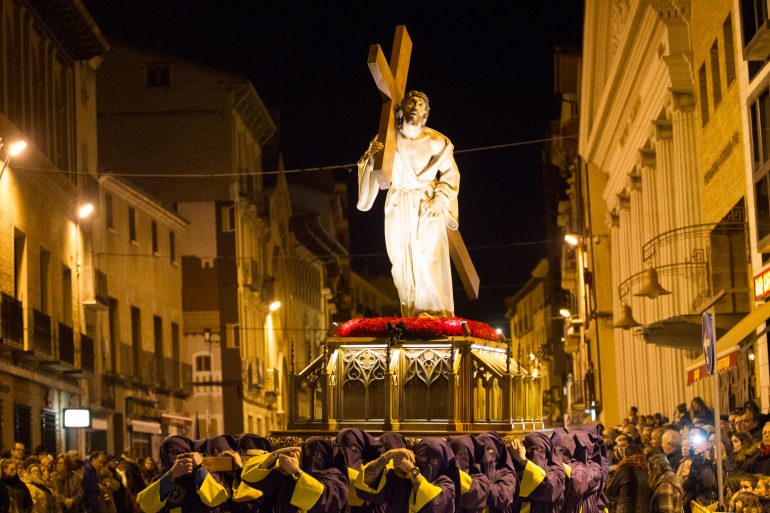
[448,434,489,513]
[605,445,651,513]
[22,461,57,513]
[647,453,684,513]
[474,432,518,513]
[730,432,756,474]
[356,437,460,513]
[136,435,229,513]
[336,428,383,512]
[241,436,348,512]
[1,459,32,513]
[509,432,566,513]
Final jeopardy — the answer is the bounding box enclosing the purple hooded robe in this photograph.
[476,432,519,513]
[513,432,566,513]
[552,430,592,513]
[229,434,274,513]
[580,425,609,512]
[448,435,489,513]
[336,428,384,513]
[356,437,460,513]
[572,431,603,513]
[242,436,348,513]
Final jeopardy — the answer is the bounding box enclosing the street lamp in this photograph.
[564,234,579,247]
[269,300,281,312]
[78,203,94,219]
[559,308,572,318]
[0,139,27,179]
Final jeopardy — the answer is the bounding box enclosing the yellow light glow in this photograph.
[529,353,536,360]
[564,234,579,247]
[532,369,539,377]
[269,300,281,312]
[559,308,571,318]
[495,328,503,335]
[78,203,94,219]
[8,141,27,157]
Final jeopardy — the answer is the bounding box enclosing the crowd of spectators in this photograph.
[604,398,770,513]
[0,443,160,513]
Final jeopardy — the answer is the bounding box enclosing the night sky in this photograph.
[82,2,584,330]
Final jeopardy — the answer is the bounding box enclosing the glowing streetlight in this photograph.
[559,308,571,318]
[495,328,502,335]
[78,203,94,219]
[0,139,27,179]
[564,234,579,247]
[269,300,281,312]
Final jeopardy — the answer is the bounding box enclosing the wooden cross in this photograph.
[367,26,480,300]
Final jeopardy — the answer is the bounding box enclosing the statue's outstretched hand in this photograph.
[364,140,384,161]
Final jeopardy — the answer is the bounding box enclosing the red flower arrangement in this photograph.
[336,317,499,342]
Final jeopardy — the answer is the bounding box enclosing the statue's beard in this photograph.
[400,122,423,139]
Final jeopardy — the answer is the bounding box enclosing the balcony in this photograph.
[58,323,75,365]
[83,269,109,311]
[0,293,23,351]
[176,363,193,397]
[138,350,157,387]
[81,335,95,374]
[31,309,53,356]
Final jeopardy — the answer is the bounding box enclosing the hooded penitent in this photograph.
[475,432,519,513]
[138,435,228,513]
[448,434,489,513]
[515,432,566,513]
[572,431,604,513]
[241,436,349,513]
[553,430,592,513]
[336,428,383,470]
[355,437,460,513]
[379,432,408,451]
[235,433,273,455]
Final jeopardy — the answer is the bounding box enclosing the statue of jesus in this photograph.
[357,91,460,318]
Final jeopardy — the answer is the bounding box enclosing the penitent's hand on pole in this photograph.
[508,439,527,464]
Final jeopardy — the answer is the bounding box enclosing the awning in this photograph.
[686,347,739,385]
[129,419,161,434]
[715,300,770,354]
[161,413,194,427]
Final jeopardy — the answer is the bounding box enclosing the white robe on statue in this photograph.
[356,128,460,317]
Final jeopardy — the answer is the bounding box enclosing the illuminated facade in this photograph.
[0,0,108,453]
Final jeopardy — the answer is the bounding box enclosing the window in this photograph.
[14,230,25,300]
[131,306,141,376]
[128,208,137,242]
[151,221,158,254]
[222,205,236,232]
[154,316,164,384]
[108,298,119,373]
[724,14,736,86]
[40,411,57,455]
[146,65,170,87]
[195,354,212,372]
[169,232,176,263]
[740,0,768,47]
[699,64,709,126]
[39,248,50,314]
[62,266,72,325]
[751,88,770,249]
[710,41,722,107]
[105,194,114,230]
[14,404,31,451]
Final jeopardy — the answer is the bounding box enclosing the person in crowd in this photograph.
[606,444,651,513]
[733,490,763,513]
[447,435,488,513]
[621,426,641,447]
[336,428,383,512]
[379,432,408,451]
[51,453,83,513]
[612,435,632,469]
[680,428,717,512]
[242,436,348,513]
[651,428,666,453]
[509,433,566,513]
[738,410,763,443]
[744,401,763,423]
[747,421,770,475]
[11,444,26,467]
[1,458,33,513]
[104,456,127,513]
[139,459,158,488]
[673,405,693,431]
[474,432,518,513]
[647,453,684,513]
[730,432,756,474]
[689,398,714,425]
[118,449,144,513]
[729,410,745,435]
[573,430,604,513]
[21,461,57,513]
[628,407,639,426]
[136,435,228,513]
[661,430,683,474]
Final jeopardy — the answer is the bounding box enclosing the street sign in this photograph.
[702,312,715,375]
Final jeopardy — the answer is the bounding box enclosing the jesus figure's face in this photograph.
[402,95,428,126]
